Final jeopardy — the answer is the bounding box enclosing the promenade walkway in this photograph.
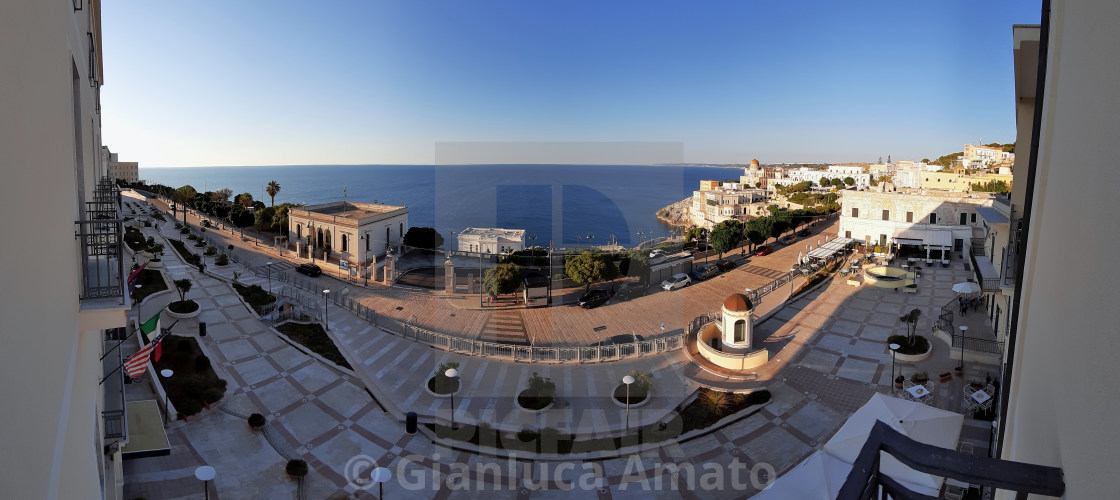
[123,195,999,498]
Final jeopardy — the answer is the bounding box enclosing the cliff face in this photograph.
[656,198,692,227]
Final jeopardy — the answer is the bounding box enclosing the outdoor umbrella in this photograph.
[952,282,982,294]
[752,452,851,500]
[823,393,963,496]
[797,251,803,265]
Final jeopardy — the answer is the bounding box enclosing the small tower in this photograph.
[721,293,754,350]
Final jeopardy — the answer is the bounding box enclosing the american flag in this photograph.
[124,328,168,379]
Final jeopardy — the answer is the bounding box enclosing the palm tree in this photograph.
[266,180,281,207]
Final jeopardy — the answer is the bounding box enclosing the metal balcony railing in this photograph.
[969,251,1002,292]
[837,421,1064,500]
[101,327,128,441]
[1001,221,1021,288]
[76,177,125,303]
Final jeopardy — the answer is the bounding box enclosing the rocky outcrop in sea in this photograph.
[656,198,692,227]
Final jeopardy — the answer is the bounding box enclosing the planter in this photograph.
[516,390,554,413]
[612,384,651,409]
[894,377,905,389]
[424,375,461,399]
[166,300,201,319]
[955,366,964,378]
[938,372,954,383]
[147,259,163,269]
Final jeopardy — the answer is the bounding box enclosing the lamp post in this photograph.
[323,289,330,329]
[160,369,173,424]
[959,325,968,373]
[888,343,899,391]
[622,375,635,433]
[586,233,595,249]
[371,467,391,499]
[194,465,215,500]
[265,261,272,294]
[445,367,459,430]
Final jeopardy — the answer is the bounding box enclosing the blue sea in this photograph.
[139,164,741,247]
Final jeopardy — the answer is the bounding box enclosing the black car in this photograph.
[716,259,737,272]
[296,263,322,277]
[202,220,211,227]
[578,289,611,309]
[797,228,810,237]
[692,265,719,281]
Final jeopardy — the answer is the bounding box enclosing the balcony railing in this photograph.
[101,327,128,441]
[1001,221,1021,288]
[838,420,1064,500]
[76,178,125,303]
[969,251,1002,292]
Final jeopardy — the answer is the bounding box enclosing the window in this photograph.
[929,213,937,224]
[879,234,887,247]
[341,234,348,252]
[845,230,851,238]
[365,233,370,252]
[960,213,968,225]
[386,227,390,247]
[733,320,746,343]
[971,213,977,223]
[906,212,913,223]
[851,208,859,218]
[882,210,889,221]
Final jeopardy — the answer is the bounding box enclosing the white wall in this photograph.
[1001,2,1120,498]
[0,1,110,498]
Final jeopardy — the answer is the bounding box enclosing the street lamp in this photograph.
[889,343,900,391]
[323,289,330,329]
[194,465,216,500]
[445,367,459,430]
[371,467,391,499]
[586,233,595,249]
[622,375,635,433]
[959,325,968,373]
[160,369,173,424]
[265,261,272,294]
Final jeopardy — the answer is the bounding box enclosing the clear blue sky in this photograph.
[100,0,1040,167]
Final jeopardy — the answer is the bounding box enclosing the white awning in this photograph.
[893,228,953,248]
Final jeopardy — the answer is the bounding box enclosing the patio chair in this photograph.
[959,441,975,455]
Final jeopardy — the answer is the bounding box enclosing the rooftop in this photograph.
[459,227,526,239]
[300,201,405,219]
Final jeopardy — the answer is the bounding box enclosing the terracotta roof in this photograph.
[723,293,753,312]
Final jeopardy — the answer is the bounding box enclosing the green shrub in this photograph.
[518,372,556,410]
[215,254,229,266]
[204,245,217,256]
[187,234,198,241]
[180,227,189,234]
[248,413,266,428]
[286,459,308,477]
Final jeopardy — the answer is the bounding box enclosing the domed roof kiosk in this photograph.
[721,293,754,351]
[694,293,770,371]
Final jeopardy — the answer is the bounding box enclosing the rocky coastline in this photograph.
[655,198,692,227]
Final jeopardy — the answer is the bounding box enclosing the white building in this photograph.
[964,143,1014,167]
[458,228,526,254]
[690,184,768,228]
[771,166,871,190]
[838,189,999,258]
[0,2,133,499]
[288,201,409,264]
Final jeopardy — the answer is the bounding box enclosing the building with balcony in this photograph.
[689,183,768,229]
[0,1,133,498]
[288,201,409,264]
[838,189,998,258]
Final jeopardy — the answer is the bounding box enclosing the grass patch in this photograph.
[151,335,227,419]
[131,269,167,303]
[428,388,770,454]
[275,322,352,370]
[232,283,276,315]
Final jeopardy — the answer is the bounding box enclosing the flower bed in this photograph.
[131,269,168,303]
[275,322,352,369]
[152,335,227,420]
[232,283,275,316]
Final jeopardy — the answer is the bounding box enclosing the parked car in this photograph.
[755,245,774,256]
[649,249,667,259]
[691,265,719,281]
[796,228,810,237]
[716,259,737,272]
[778,234,795,245]
[578,289,611,309]
[661,273,691,291]
[201,220,211,227]
[295,263,322,277]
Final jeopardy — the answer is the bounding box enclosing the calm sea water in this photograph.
[139,164,741,247]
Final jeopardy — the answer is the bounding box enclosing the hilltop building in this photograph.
[689,182,768,228]
[106,150,139,184]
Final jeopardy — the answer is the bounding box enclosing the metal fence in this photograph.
[937,297,1004,355]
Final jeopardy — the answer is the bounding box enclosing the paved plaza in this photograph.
[122,198,1000,499]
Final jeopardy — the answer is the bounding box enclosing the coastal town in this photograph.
[7,2,1115,500]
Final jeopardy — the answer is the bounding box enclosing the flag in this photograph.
[124,328,168,379]
[138,310,161,343]
[153,340,163,363]
[126,262,148,288]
